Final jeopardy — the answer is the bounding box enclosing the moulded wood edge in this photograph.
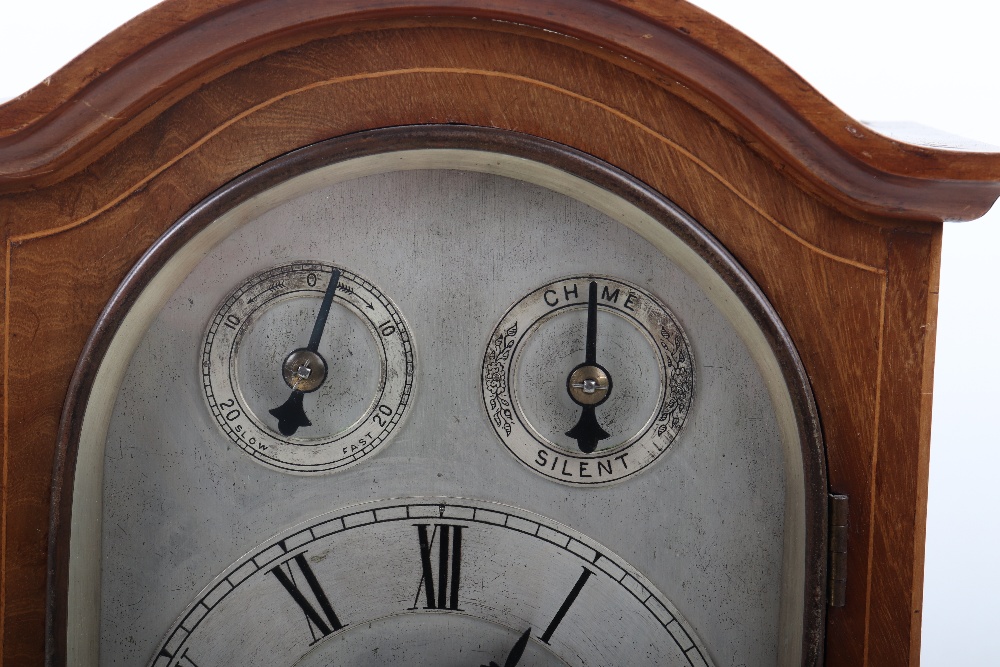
[0,1,999,222]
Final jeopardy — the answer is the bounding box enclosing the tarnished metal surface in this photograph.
[96,165,789,665]
[482,275,692,485]
[150,499,714,666]
[203,262,414,472]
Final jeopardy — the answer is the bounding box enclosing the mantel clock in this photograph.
[1,2,998,666]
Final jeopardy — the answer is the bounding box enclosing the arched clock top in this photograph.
[1,0,999,221]
[50,128,828,667]
[0,3,993,667]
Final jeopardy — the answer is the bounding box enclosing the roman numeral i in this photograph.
[541,567,593,644]
[412,523,463,610]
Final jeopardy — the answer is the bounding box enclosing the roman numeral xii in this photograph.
[412,523,463,610]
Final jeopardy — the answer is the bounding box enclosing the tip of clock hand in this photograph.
[566,406,610,454]
[480,628,531,667]
[504,628,531,667]
[268,391,312,436]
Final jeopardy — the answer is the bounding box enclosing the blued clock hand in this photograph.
[565,280,612,453]
[481,628,531,667]
[269,269,341,436]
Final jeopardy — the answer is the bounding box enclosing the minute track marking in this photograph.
[150,499,714,666]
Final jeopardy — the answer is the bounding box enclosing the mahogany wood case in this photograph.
[2,1,999,666]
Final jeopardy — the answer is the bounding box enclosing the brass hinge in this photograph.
[828,494,849,607]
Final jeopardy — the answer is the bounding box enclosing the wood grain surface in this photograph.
[1,1,997,666]
[2,1,1000,222]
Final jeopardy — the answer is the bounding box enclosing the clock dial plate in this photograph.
[72,130,820,667]
[153,498,712,667]
[483,274,694,485]
[202,261,415,473]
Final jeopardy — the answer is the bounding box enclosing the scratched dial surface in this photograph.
[202,262,415,473]
[98,162,792,667]
[151,498,713,667]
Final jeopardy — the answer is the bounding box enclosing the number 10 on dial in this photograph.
[202,262,415,474]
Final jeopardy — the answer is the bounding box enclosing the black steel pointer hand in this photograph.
[565,281,612,453]
[481,628,531,667]
[269,269,342,436]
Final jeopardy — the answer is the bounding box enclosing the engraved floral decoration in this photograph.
[654,322,694,442]
[484,321,518,436]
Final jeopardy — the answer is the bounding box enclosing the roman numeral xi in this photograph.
[270,552,345,643]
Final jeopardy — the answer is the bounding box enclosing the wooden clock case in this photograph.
[1,1,999,665]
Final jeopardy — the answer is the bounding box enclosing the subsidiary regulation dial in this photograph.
[203,262,415,474]
[482,276,694,485]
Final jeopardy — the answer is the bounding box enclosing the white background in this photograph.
[1,1,996,663]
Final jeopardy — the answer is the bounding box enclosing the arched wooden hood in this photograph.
[1,0,999,221]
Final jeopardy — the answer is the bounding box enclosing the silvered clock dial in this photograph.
[202,261,415,473]
[152,498,713,667]
[67,127,826,667]
[482,275,693,485]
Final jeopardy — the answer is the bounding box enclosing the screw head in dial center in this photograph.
[281,348,328,392]
[566,363,612,406]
